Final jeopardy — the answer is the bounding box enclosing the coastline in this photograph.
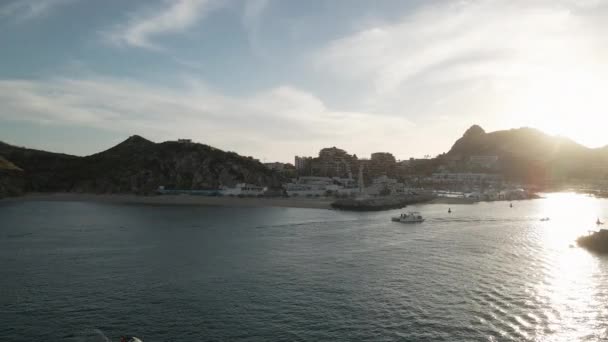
[429,197,479,204]
[2,193,334,210]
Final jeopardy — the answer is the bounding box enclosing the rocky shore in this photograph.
[577,229,608,254]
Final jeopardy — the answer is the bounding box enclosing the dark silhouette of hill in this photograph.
[0,136,281,194]
[446,125,608,182]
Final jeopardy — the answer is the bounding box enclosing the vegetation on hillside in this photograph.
[0,136,282,194]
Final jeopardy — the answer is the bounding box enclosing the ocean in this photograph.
[1,193,608,341]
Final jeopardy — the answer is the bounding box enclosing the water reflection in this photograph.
[537,192,601,247]
[534,193,606,341]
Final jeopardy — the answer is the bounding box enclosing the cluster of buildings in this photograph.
[161,139,529,200]
[295,148,402,180]
[227,148,508,198]
[282,174,411,198]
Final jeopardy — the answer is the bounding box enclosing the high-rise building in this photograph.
[368,152,397,177]
[311,147,356,178]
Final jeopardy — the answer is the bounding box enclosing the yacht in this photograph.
[392,212,425,223]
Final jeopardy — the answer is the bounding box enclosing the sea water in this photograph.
[1,193,608,341]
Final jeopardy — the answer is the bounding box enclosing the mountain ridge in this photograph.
[2,125,607,197]
[446,125,608,181]
[0,136,282,194]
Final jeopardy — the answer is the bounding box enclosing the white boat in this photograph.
[391,212,425,223]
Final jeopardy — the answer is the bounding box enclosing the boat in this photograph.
[448,208,452,214]
[596,218,604,225]
[540,217,550,222]
[391,212,425,223]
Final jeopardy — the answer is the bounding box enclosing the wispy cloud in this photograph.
[317,1,606,94]
[106,0,218,49]
[0,76,414,161]
[314,0,608,147]
[0,0,74,21]
[242,0,270,58]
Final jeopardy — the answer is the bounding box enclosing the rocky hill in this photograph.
[0,136,282,194]
[446,125,608,181]
[0,156,24,198]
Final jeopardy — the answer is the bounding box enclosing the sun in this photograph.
[501,61,608,148]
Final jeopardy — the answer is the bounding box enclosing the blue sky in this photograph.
[1,0,608,162]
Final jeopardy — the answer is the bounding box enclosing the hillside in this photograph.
[0,136,282,194]
[0,156,24,198]
[0,156,21,171]
[446,125,608,182]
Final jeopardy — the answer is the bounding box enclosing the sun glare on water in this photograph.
[533,193,606,340]
[537,192,602,247]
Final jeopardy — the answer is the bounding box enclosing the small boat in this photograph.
[509,203,513,208]
[540,217,550,222]
[448,208,452,214]
[392,212,425,223]
[597,218,604,225]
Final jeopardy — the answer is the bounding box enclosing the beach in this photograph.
[2,193,334,210]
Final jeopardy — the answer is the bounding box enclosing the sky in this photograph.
[1,0,608,163]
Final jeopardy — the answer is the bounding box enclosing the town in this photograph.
[157,143,536,204]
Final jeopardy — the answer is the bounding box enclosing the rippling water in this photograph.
[2,193,608,341]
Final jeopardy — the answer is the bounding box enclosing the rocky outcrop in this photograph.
[0,136,283,195]
[577,229,608,254]
[331,194,435,211]
[0,156,24,198]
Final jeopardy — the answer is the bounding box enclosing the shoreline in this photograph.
[428,197,479,204]
[2,192,544,210]
[2,193,334,210]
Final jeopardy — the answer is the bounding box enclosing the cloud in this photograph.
[317,1,607,93]
[242,0,270,58]
[313,0,608,148]
[106,0,217,49]
[0,76,414,161]
[0,0,74,21]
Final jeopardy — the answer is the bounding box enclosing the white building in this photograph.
[220,183,267,196]
[284,176,357,197]
[294,156,312,170]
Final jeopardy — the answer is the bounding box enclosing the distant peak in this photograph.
[124,135,152,144]
[463,125,485,137]
[99,135,155,155]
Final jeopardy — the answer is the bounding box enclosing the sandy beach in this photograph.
[2,193,334,210]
